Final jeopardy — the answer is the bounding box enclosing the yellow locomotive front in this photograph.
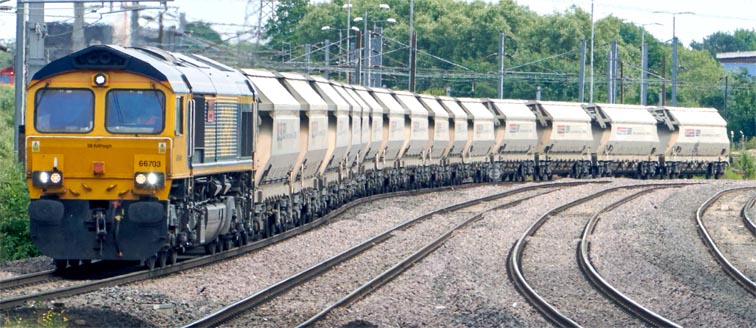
[26,46,187,266]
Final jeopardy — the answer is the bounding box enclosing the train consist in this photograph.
[24,45,729,269]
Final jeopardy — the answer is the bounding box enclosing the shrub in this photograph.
[734,152,756,180]
[0,87,38,262]
[721,166,744,180]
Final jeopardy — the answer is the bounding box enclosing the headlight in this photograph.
[32,170,63,187]
[134,172,164,188]
[135,173,147,185]
[50,172,62,184]
[92,72,108,87]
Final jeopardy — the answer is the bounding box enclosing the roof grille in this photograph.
[73,47,129,69]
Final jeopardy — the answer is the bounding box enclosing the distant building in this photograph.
[45,22,113,61]
[0,66,13,85]
[716,51,756,75]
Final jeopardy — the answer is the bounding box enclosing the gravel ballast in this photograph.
[591,182,756,327]
[319,180,619,327]
[1,184,512,327]
[5,180,756,327]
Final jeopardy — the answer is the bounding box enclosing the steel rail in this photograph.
[297,189,559,327]
[0,182,496,310]
[0,270,56,290]
[508,183,695,328]
[741,192,756,236]
[183,180,603,328]
[696,187,756,296]
[578,186,685,328]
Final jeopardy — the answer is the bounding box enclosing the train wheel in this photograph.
[224,238,233,251]
[145,256,157,271]
[168,250,177,265]
[205,242,217,255]
[241,231,249,245]
[547,174,553,181]
[265,218,274,238]
[158,252,168,268]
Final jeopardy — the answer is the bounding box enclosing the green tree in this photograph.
[265,0,309,53]
[185,21,223,44]
[692,29,756,57]
[0,41,12,67]
[725,71,756,139]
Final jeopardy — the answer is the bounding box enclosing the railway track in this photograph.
[578,187,684,328]
[0,259,157,294]
[0,270,56,291]
[742,193,756,236]
[695,187,756,296]
[508,183,693,327]
[0,182,497,311]
[182,180,601,328]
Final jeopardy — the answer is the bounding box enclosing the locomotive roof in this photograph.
[33,45,252,97]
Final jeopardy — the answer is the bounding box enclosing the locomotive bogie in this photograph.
[29,198,168,261]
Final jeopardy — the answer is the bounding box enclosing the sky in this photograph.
[0,0,754,48]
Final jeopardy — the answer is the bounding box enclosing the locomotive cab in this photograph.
[26,48,178,265]
[25,45,255,268]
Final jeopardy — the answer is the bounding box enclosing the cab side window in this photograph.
[175,96,184,136]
